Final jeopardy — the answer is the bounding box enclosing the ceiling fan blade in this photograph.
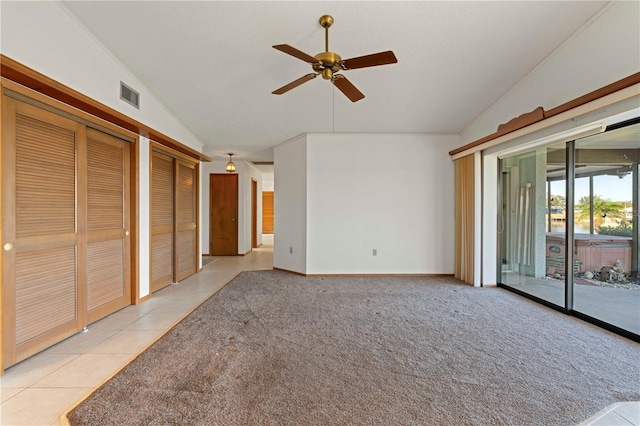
[273,44,319,64]
[341,51,397,70]
[272,73,319,95]
[332,75,365,102]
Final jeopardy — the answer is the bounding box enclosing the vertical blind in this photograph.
[454,154,475,285]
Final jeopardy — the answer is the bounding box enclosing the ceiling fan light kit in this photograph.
[272,15,397,102]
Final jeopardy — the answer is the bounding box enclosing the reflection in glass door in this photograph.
[500,142,567,308]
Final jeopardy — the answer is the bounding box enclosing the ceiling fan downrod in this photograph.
[319,15,333,52]
[315,15,340,80]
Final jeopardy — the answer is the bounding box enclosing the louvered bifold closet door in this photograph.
[2,99,83,366]
[86,129,131,323]
[150,151,175,292]
[175,160,197,281]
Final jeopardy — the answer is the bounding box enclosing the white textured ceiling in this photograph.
[61,1,608,162]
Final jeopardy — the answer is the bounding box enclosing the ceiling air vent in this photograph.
[120,81,140,109]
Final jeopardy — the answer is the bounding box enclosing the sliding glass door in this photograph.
[499,120,639,338]
[500,142,567,308]
[572,124,639,335]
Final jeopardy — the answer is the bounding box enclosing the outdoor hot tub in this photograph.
[546,232,632,273]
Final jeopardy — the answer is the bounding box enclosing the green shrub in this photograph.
[597,222,633,237]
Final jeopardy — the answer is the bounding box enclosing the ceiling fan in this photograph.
[272,15,397,102]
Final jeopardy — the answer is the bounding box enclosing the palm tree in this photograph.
[574,195,625,229]
[550,195,565,208]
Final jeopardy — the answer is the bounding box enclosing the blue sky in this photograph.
[550,174,632,203]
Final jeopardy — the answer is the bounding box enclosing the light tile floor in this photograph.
[579,402,640,426]
[0,242,273,426]
[0,236,636,426]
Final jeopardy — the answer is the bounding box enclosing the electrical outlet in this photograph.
[373,249,377,256]
[289,246,293,254]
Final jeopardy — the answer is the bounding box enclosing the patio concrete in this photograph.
[502,272,640,335]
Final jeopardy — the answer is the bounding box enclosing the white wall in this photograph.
[238,162,263,254]
[274,133,460,275]
[305,133,459,274]
[461,1,640,145]
[481,154,499,286]
[0,1,204,151]
[273,135,308,274]
[199,161,217,255]
[138,137,151,297]
[253,164,275,192]
[262,172,274,192]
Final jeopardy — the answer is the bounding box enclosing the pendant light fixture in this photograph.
[225,153,236,173]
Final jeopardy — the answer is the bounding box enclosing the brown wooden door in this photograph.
[175,160,197,280]
[2,99,84,366]
[151,150,199,288]
[210,174,238,255]
[251,179,258,249]
[262,191,274,234]
[1,98,132,368]
[85,128,131,323]
[150,151,174,291]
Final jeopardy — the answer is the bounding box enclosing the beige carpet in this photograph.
[67,270,640,425]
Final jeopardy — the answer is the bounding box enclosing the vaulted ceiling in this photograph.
[61,1,609,162]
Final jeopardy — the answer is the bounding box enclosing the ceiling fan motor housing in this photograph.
[313,52,342,79]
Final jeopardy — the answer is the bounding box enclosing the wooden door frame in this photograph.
[252,178,258,249]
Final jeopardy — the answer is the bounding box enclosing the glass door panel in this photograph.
[572,123,640,335]
[500,142,567,307]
